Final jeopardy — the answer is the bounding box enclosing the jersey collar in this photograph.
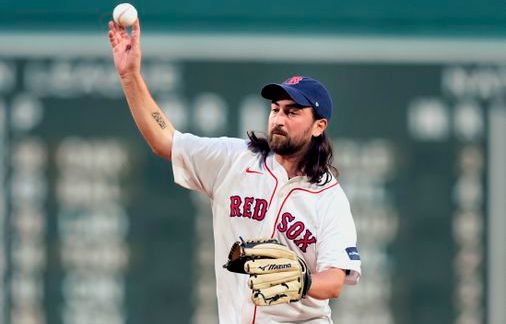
[266,153,337,188]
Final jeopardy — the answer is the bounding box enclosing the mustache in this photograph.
[270,127,287,136]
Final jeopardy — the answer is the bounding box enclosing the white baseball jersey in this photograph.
[171,131,361,324]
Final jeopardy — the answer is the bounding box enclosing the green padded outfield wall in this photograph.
[0,43,499,323]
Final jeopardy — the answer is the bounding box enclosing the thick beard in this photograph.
[268,128,311,156]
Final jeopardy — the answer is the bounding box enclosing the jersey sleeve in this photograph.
[316,185,361,285]
[171,131,247,197]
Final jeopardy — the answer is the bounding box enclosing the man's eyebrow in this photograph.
[284,103,308,112]
[286,103,305,109]
[272,101,305,109]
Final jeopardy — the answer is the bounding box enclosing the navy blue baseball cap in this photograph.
[261,76,333,120]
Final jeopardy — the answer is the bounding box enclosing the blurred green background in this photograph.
[1,1,505,324]
[1,0,506,36]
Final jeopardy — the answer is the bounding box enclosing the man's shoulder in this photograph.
[306,173,340,191]
[174,131,249,150]
[311,179,349,204]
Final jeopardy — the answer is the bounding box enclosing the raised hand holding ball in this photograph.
[108,4,141,79]
[113,3,138,27]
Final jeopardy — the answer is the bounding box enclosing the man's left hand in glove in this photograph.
[223,238,312,306]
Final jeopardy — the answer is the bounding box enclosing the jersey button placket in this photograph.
[270,184,290,238]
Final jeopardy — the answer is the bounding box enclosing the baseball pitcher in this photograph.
[108,18,361,324]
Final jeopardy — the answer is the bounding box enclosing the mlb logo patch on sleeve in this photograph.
[345,247,361,260]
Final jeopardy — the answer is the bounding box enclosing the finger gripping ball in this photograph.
[113,3,138,27]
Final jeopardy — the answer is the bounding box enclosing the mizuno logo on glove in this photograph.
[258,263,292,272]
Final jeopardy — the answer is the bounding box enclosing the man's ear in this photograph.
[312,119,328,137]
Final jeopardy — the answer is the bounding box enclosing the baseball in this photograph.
[112,3,138,27]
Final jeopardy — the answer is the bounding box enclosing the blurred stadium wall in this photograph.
[1,1,505,324]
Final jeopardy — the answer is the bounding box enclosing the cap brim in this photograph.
[261,84,313,107]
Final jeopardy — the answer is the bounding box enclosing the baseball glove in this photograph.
[223,237,312,306]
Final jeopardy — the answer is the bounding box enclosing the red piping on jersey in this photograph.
[250,160,277,324]
[269,183,338,238]
[250,160,337,323]
[264,160,278,208]
[251,306,257,324]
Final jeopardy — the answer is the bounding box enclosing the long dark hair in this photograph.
[247,130,338,185]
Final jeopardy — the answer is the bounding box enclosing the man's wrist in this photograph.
[120,71,143,86]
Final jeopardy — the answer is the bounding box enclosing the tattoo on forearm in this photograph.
[151,112,167,129]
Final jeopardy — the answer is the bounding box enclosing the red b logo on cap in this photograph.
[285,76,303,85]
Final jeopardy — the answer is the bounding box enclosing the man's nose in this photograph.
[272,111,287,125]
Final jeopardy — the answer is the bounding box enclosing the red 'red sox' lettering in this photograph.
[229,196,242,217]
[229,196,268,221]
[277,212,317,253]
[243,197,254,218]
[252,199,268,221]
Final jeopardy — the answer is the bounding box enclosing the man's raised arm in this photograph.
[108,19,175,160]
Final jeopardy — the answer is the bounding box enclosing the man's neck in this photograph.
[274,151,305,179]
